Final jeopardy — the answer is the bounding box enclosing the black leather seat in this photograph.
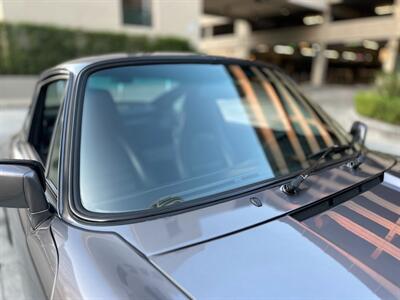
[176,88,234,178]
[80,89,149,211]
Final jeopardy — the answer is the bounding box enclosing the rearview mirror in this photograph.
[350,121,368,147]
[0,160,51,228]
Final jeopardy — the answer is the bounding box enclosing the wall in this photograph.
[154,0,202,46]
[0,0,122,31]
[0,0,3,21]
[0,0,201,46]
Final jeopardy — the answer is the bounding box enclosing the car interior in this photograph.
[80,81,272,211]
[40,66,341,212]
[30,80,66,162]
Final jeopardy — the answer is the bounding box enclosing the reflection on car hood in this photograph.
[116,152,395,256]
[51,153,399,299]
[150,173,400,299]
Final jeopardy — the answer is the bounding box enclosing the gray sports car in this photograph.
[1,53,400,299]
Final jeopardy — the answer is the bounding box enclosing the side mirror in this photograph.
[350,121,368,147]
[0,160,51,228]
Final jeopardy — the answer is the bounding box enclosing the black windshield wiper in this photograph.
[306,144,354,160]
[281,144,354,195]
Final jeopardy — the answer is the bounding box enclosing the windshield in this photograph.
[79,63,347,213]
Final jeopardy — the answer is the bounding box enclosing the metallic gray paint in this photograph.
[2,54,400,299]
[43,154,399,300]
[0,165,28,208]
[50,219,189,300]
[86,154,393,257]
[26,217,59,299]
[150,175,400,299]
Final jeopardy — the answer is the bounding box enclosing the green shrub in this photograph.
[355,91,400,125]
[0,22,194,74]
[375,72,400,98]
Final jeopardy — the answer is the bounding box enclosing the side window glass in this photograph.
[31,80,66,161]
[47,119,62,188]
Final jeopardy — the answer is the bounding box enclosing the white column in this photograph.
[311,43,328,87]
[382,38,399,73]
[382,0,400,73]
[204,26,213,39]
[310,5,331,87]
[234,19,251,59]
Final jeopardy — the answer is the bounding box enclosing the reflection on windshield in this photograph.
[79,63,344,213]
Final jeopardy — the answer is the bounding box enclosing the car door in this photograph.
[6,75,68,300]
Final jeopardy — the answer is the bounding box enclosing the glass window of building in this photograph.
[122,0,152,26]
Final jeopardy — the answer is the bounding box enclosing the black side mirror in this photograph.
[350,121,368,147]
[0,160,51,228]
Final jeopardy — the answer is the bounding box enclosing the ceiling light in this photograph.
[344,41,361,47]
[363,40,379,50]
[290,0,327,11]
[300,47,315,57]
[375,4,394,15]
[303,15,324,26]
[324,49,339,59]
[342,51,357,61]
[273,45,294,55]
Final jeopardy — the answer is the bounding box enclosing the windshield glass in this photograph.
[79,63,347,213]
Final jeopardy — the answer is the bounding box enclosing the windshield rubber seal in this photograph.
[66,56,379,225]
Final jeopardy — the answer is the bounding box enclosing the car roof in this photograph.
[42,52,276,78]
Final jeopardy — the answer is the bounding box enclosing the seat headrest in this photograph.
[85,88,119,119]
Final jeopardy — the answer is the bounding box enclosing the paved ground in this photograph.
[0,76,36,107]
[303,85,400,156]
[0,108,28,300]
[0,77,37,300]
[0,108,28,144]
[0,209,26,300]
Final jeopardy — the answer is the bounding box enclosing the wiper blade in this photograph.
[281,144,354,195]
[307,144,353,160]
[151,196,182,209]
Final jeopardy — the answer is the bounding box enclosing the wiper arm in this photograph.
[281,144,354,195]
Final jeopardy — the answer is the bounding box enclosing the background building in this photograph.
[0,0,202,47]
[1,0,400,86]
[200,0,400,85]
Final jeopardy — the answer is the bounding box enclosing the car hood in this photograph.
[52,153,400,299]
[150,170,400,299]
[112,152,395,256]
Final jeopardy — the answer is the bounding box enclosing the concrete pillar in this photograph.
[382,38,399,73]
[311,43,328,87]
[381,0,400,73]
[310,6,331,87]
[204,26,213,39]
[234,19,251,59]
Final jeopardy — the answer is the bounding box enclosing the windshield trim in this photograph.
[68,57,353,225]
